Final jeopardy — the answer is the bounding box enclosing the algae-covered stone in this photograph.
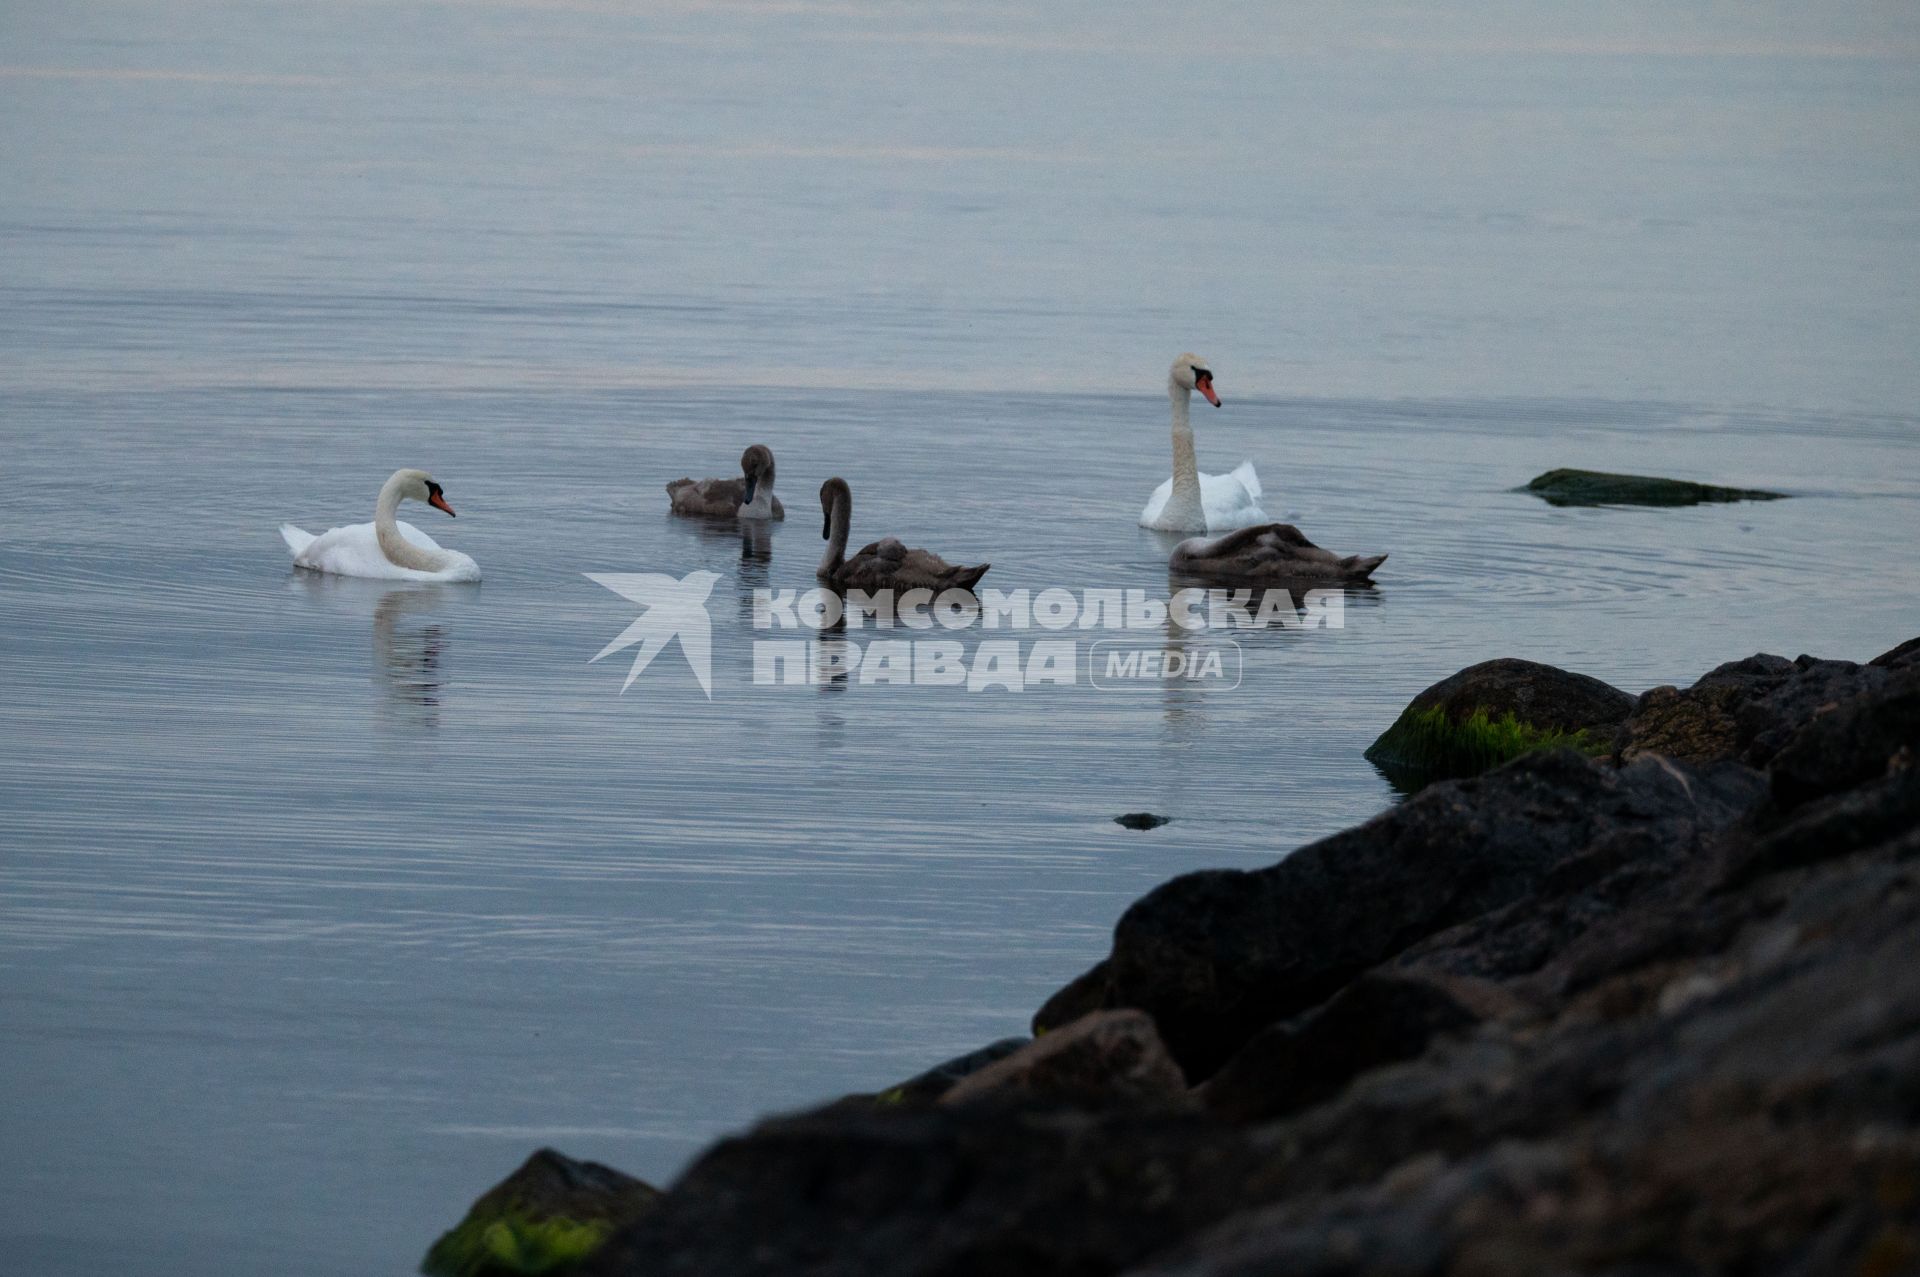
[1521,467,1786,507]
[1365,658,1632,788]
[422,1149,661,1277]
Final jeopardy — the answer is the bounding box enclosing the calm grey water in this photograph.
[3,3,1918,1274]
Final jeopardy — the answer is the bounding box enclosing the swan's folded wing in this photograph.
[1228,459,1262,500]
[855,537,907,562]
[1139,477,1175,527]
[280,524,316,555]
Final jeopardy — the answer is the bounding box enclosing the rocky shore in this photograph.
[428,636,1920,1277]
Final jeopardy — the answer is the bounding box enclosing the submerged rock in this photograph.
[422,1149,661,1277]
[1364,657,1632,788]
[1521,467,1786,507]
[1115,812,1173,830]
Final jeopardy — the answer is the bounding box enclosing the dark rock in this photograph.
[1732,761,1920,885]
[1364,658,1632,787]
[1096,750,1754,1080]
[1870,635,1920,669]
[1032,960,1115,1036]
[941,1010,1189,1109]
[864,1038,1032,1107]
[1520,467,1787,507]
[1116,812,1174,830]
[1387,759,1768,995]
[578,1105,1268,1277]
[1138,838,1920,1277]
[1768,666,1920,808]
[1198,971,1520,1124]
[422,1149,661,1277]
[1617,653,1894,768]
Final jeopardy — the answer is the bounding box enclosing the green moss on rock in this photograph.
[1521,468,1786,508]
[425,1212,613,1277]
[1364,658,1634,791]
[1365,705,1611,785]
[421,1149,660,1277]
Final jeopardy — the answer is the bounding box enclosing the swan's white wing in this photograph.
[280,524,316,554]
[1143,463,1270,532]
[1200,464,1269,532]
[1227,459,1262,501]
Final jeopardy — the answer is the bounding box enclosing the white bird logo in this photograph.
[586,570,722,698]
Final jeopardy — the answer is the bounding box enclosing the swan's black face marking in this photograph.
[1192,367,1212,380]
[424,479,457,517]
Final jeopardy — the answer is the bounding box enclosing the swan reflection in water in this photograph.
[1151,578,1386,733]
[688,517,773,624]
[806,587,986,694]
[372,586,451,732]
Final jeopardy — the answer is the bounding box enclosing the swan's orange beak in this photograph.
[1196,375,1221,407]
[429,491,457,517]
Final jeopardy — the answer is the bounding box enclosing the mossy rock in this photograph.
[1366,658,1633,790]
[422,1149,661,1277]
[1521,468,1786,508]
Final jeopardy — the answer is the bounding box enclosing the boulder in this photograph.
[1616,652,1895,767]
[940,1010,1188,1109]
[1032,960,1115,1036]
[1363,658,1632,787]
[1096,750,1759,1080]
[1134,835,1920,1277]
[1520,467,1786,507]
[1732,750,1920,885]
[422,1149,661,1277]
[1198,971,1520,1123]
[578,1106,1268,1277]
[1767,665,1920,808]
[1870,635,1920,669]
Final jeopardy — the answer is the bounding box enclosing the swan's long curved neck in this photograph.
[1166,382,1203,521]
[374,475,445,572]
[819,493,851,578]
[740,476,777,518]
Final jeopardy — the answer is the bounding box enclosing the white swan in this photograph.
[280,469,480,583]
[1139,353,1268,534]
